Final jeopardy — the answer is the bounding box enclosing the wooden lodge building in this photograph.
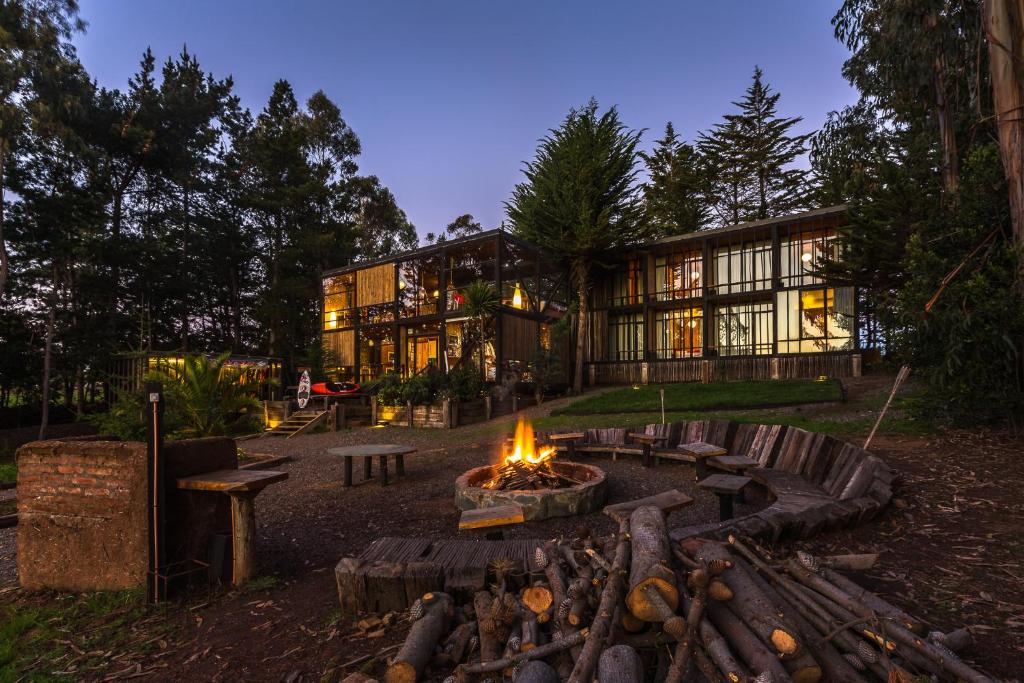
[321,205,861,386]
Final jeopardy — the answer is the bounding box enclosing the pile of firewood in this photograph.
[481,459,581,491]
[382,505,994,683]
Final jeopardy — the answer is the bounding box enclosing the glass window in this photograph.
[358,303,395,326]
[358,325,394,382]
[654,251,702,301]
[780,228,841,287]
[608,313,645,360]
[713,241,772,294]
[446,239,498,312]
[653,307,703,358]
[501,240,538,311]
[712,302,773,356]
[323,273,355,330]
[401,323,440,377]
[608,259,642,306]
[777,287,854,353]
[399,255,442,318]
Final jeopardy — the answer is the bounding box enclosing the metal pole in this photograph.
[660,387,665,425]
[146,381,165,603]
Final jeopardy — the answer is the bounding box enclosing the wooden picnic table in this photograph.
[708,454,760,473]
[327,444,416,487]
[678,441,728,480]
[176,468,288,587]
[627,432,670,468]
[698,473,751,522]
[548,432,585,459]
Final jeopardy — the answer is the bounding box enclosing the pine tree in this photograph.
[641,122,710,235]
[700,67,811,224]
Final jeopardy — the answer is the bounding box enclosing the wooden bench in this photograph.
[679,441,727,480]
[698,473,751,522]
[458,504,525,538]
[708,454,759,502]
[328,444,416,487]
[176,468,288,587]
[548,432,584,459]
[603,489,694,523]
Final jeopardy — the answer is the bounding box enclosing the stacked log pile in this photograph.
[481,459,580,491]
[383,510,994,682]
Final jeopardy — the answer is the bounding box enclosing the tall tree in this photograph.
[697,115,753,225]
[640,122,709,235]
[507,100,650,393]
[427,213,484,244]
[0,0,84,300]
[351,174,417,258]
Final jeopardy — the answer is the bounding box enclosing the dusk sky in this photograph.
[73,1,857,240]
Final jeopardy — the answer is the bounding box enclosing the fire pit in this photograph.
[454,419,607,521]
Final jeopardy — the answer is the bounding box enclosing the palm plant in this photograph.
[461,280,500,375]
[153,353,263,437]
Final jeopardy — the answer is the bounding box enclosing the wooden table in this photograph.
[603,489,694,523]
[176,468,289,587]
[678,441,728,480]
[628,432,670,468]
[328,444,416,487]
[708,455,759,473]
[698,473,751,521]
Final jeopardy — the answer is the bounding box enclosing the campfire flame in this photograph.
[504,418,556,467]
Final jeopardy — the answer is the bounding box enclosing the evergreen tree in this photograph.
[507,99,650,393]
[427,213,484,244]
[697,116,753,225]
[640,122,709,235]
[351,175,417,257]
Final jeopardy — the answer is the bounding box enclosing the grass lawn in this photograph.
[551,378,843,416]
[0,463,14,487]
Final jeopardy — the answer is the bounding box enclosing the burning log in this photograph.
[625,506,679,622]
[384,592,454,683]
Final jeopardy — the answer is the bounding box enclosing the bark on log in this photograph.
[567,519,631,683]
[665,566,709,683]
[819,566,925,634]
[745,561,863,683]
[384,591,453,683]
[819,553,879,571]
[514,660,559,683]
[474,591,502,662]
[932,627,972,653]
[444,621,477,664]
[705,599,793,682]
[597,644,644,683]
[520,614,540,652]
[784,560,994,683]
[626,506,678,621]
[684,538,802,659]
[642,583,686,639]
[542,540,568,621]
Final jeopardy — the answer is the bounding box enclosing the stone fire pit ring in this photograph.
[454,460,607,521]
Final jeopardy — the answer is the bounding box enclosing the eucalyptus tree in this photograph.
[507,100,650,393]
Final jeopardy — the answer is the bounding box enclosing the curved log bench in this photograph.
[545,420,893,543]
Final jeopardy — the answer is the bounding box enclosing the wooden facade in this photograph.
[321,205,862,386]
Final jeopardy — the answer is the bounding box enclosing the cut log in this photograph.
[819,553,879,571]
[708,579,734,602]
[522,584,554,615]
[384,591,453,683]
[444,621,477,664]
[541,540,568,621]
[705,599,793,682]
[567,519,631,683]
[641,584,686,639]
[931,627,973,653]
[520,614,540,652]
[683,538,802,660]
[597,644,644,683]
[625,506,678,621]
[513,660,559,683]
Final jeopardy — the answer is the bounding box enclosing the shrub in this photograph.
[400,373,435,406]
[443,365,484,403]
[374,373,404,406]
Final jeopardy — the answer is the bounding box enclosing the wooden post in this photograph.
[771,357,781,380]
[660,388,665,425]
[145,381,165,604]
[450,400,458,428]
[337,404,346,430]
[370,396,378,425]
[512,394,519,413]
[229,492,258,587]
[484,395,492,420]
[640,361,649,385]
[407,400,414,428]
[442,398,451,429]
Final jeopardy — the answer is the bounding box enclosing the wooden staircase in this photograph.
[263,409,328,438]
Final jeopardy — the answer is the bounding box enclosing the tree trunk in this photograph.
[985,0,1024,251]
[39,277,57,441]
[0,146,7,301]
[626,506,678,622]
[571,260,588,394]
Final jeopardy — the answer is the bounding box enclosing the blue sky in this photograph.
[74,1,857,239]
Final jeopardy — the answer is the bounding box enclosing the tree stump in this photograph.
[229,491,258,587]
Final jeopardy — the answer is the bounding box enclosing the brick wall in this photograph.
[17,440,149,591]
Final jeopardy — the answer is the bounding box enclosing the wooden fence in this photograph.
[586,352,860,386]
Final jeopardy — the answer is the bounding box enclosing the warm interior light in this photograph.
[368,339,374,346]
[691,271,701,281]
[503,418,555,467]
[512,283,523,308]
[398,279,407,290]
[432,289,440,298]
[688,319,699,329]
[801,252,813,263]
